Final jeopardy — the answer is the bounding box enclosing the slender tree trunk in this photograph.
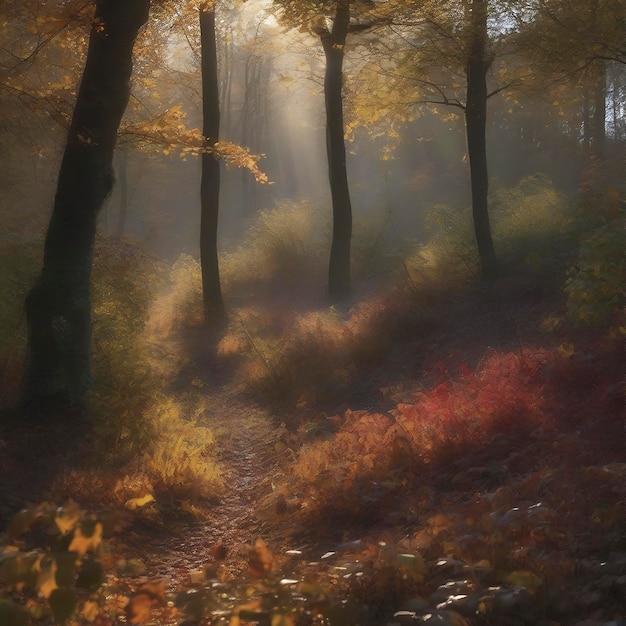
[465,0,498,279]
[582,88,592,150]
[22,0,150,410]
[592,59,606,157]
[319,0,353,301]
[200,6,226,323]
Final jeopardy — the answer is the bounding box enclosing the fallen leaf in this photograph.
[35,556,58,599]
[247,539,273,578]
[125,494,155,511]
[127,593,154,625]
[81,600,100,622]
[55,501,82,534]
[68,522,103,559]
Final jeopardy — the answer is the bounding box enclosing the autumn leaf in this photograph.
[505,570,543,593]
[211,543,228,561]
[0,551,38,589]
[68,521,103,559]
[126,582,165,625]
[557,343,576,357]
[127,593,154,625]
[81,600,100,622]
[247,539,273,578]
[397,552,428,581]
[55,501,82,534]
[124,494,155,510]
[6,508,39,541]
[76,557,105,591]
[138,580,166,602]
[35,556,58,599]
[272,611,298,626]
[0,597,29,626]
[54,552,79,588]
[230,598,265,626]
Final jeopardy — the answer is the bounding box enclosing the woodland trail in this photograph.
[115,271,567,584]
[113,329,291,584]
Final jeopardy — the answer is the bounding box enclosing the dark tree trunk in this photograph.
[22,0,150,409]
[592,60,606,157]
[200,7,226,323]
[583,89,592,150]
[319,0,353,302]
[465,0,498,279]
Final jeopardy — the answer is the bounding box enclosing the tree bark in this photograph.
[465,0,498,279]
[319,0,353,302]
[592,59,606,157]
[199,6,226,323]
[22,0,150,410]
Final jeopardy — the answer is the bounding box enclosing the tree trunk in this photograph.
[199,6,226,323]
[465,0,498,279]
[592,59,606,157]
[320,0,353,302]
[582,88,592,150]
[22,0,150,410]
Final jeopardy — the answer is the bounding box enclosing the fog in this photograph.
[3,0,624,272]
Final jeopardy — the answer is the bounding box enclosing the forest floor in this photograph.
[0,262,625,626]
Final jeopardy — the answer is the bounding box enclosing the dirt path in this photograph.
[113,329,291,584]
[117,272,568,584]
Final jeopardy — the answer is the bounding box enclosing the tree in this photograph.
[22,0,150,409]
[517,0,626,159]
[464,0,497,277]
[199,2,226,322]
[315,0,354,300]
[272,0,382,301]
[348,0,518,278]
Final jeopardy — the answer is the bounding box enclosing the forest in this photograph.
[0,0,624,624]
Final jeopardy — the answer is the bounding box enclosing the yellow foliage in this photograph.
[68,522,103,559]
[81,600,100,622]
[54,501,82,534]
[138,398,224,501]
[124,494,156,511]
[34,557,58,599]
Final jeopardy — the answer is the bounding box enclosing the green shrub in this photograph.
[565,213,626,327]
[88,237,166,459]
[491,173,569,259]
[402,203,477,290]
[401,175,571,290]
[221,198,330,287]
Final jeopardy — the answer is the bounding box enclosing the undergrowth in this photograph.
[86,239,224,504]
[564,209,625,329]
[401,174,571,290]
[221,197,329,291]
[274,339,624,534]
[0,236,224,507]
